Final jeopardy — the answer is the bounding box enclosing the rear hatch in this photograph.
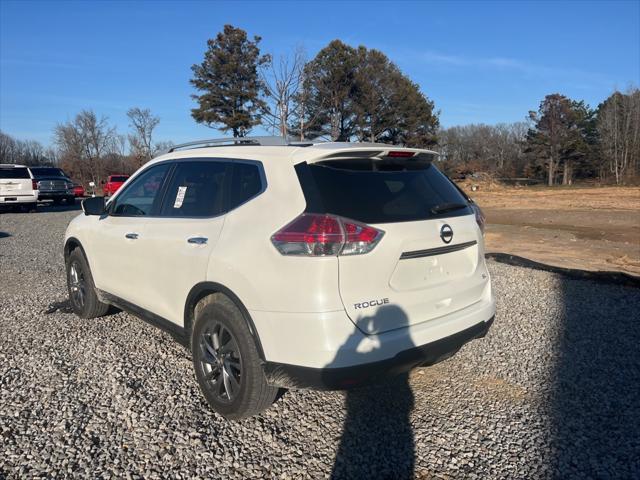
[0,166,33,196]
[299,153,487,334]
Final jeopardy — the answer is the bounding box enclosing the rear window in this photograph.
[296,160,471,224]
[0,167,30,179]
[30,167,66,178]
[110,176,129,183]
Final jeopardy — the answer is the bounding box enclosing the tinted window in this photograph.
[30,167,66,178]
[160,161,229,217]
[229,162,262,210]
[298,161,471,224]
[0,167,30,179]
[111,164,169,216]
[110,176,129,183]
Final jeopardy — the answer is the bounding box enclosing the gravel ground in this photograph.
[1,205,639,479]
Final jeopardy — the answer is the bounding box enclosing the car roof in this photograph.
[149,140,438,168]
[0,163,29,168]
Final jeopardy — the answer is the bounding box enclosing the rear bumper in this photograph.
[253,281,496,389]
[0,194,37,204]
[264,315,494,390]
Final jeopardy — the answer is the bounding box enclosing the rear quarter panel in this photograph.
[207,159,344,313]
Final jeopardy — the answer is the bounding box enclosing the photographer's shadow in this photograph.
[325,305,416,480]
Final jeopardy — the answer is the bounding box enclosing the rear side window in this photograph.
[297,160,471,224]
[160,161,230,217]
[0,167,30,179]
[110,176,129,183]
[229,162,263,210]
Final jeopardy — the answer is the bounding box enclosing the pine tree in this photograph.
[294,40,439,146]
[190,25,270,137]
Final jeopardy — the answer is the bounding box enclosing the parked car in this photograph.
[64,138,495,419]
[29,166,75,205]
[0,163,38,211]
[103,175,130,196]
[72,184,85,197]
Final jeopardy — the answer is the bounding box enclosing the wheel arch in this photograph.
[184,282,266,362]
[64,236,87,262]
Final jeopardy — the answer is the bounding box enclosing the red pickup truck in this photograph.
[103,175,129,197]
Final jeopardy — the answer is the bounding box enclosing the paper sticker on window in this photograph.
[174,186,187,208]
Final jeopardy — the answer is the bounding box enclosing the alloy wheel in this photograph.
[69,262,86,308]
[199,322,243,403]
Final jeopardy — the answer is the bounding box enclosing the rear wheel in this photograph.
[66,248,109,318]
[192,295,278,419]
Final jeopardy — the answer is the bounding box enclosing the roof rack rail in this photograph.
[166,136,293,153]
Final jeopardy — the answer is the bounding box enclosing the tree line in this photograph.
[1,23,638,186]
[0,107,171,186]
[439,89,639,185]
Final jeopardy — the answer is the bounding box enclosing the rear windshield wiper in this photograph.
[430,202,469,215]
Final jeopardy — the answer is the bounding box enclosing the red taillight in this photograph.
[386,151,415,158]
[32,179,38,190]
[271,213,384,256]
[471,203,485,234]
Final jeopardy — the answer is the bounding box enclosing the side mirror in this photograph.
[82,196,106,216]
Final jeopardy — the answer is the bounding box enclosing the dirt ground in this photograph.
[462,184,640,276]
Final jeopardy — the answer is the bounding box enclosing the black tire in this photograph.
[66,248,109,319]
[192,294,278,419]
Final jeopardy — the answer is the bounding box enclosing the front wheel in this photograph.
[192,295,278,419]
[66,248,109,318]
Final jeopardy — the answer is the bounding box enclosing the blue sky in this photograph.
[1,0,638,146]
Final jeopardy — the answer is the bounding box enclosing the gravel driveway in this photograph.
[1,205,639,479]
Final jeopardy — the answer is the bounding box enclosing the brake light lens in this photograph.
[271,213,384,256]
[471,203,485,234]
[32,179,38,190]
[386,151,415,158]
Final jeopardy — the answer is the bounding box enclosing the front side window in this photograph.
[160,161,229,217]
[111,164,170,216]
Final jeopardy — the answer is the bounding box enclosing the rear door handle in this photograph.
[125,233,139,240]
[187,236,208,245]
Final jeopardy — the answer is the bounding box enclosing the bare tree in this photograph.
[54,110,118,185]
[0,131,17,163]
[127,107,160,167]
[438,122,529,177]
[0,131,53,166]
[261,48,305,137]
[597,87,640,184]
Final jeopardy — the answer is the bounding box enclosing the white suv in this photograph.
[0,164,38,210]
[64,138,495,419]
